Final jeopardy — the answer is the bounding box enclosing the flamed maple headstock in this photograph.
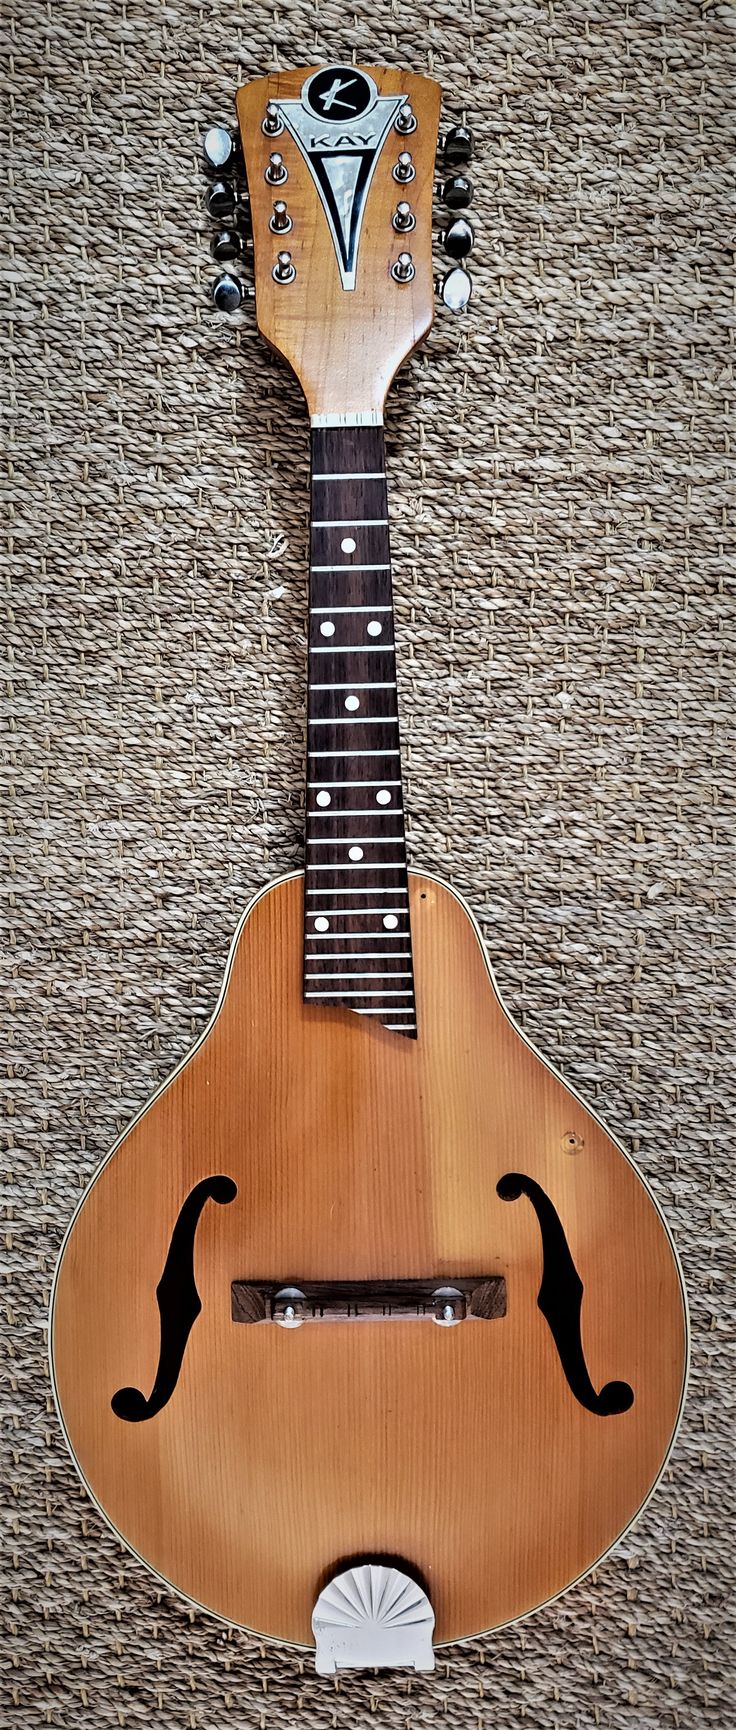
[234,65,442,420]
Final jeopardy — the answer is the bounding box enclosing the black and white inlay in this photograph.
[304,424,416,1036]
[271,68,407,291]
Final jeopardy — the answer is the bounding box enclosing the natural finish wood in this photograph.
[51,871,687,1647]
[235,67,441,418]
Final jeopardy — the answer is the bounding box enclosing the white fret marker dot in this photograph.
[316,791,331,807]
[367,620,382,637]
[376,789,391,805]
[314,917,330,932]
[341,536,356,554]
[344,695,360,711]
[349,846,364,861]
[320,621,335,637]
[383,914,399,930]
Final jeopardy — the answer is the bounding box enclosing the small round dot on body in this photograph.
[376,789,391,805]
[367,620,382,637]
[316,791,331,807]
[340,536,357,554]
[349,846,364,861]
[344,695,360,711]
[320,621,335,637]
[383,914,399,930]
[314,916,330,932]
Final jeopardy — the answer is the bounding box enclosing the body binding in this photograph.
[51,869,687,1646]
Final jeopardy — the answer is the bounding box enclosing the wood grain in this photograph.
[235,67,441,418]
[51,871,687,1647]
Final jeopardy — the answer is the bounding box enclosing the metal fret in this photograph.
[305,971,413,980]
[307,865,407,873]
[304,423,415,1037]
[308,809,401,816]
[307,886,408,896]
[306,952,410,959]
[308,779,402,787]
[308,837,404,845]
[304,892,406,906]
[307,749,401,758]
[305,908,408,917]
[304,988,414,999]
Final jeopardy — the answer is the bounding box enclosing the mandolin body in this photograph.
[51,870,687,1647]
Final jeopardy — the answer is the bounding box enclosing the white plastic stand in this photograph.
[312,1563,435,1675]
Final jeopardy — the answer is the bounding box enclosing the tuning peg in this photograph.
[393,150,416,185]
[265,152,288,186]
[391,250,415,283]
[269,199,292,234]
[442,125,474,167]
[211,228,242,263]
[392,200,415,233]
[442,173,473,211]
[394,101,417,135]
[204,179,234,222]
[442,215,474,260]
[272,249,296,284]
[212,272,245,312]
[438,265,472,311]
[202,124,240,177]
[204,179,250,225]
[262,102,284,138]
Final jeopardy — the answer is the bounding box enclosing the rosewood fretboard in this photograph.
[303,424,416,1037]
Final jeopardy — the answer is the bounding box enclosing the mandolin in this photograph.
[51,63,687,1670]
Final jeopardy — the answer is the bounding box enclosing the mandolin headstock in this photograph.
[234,64,441,420]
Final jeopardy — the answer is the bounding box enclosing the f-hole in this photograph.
[497,1172,634,1417]
[111,1175,237,1423]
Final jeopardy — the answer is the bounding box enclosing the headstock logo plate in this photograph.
[275,67,406,291]
[302,66,376,123]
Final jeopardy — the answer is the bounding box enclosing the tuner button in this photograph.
[272,249,296,284]
[272,1287,305,1328]
[439,265,472,311]
[269,199,292,234]
[391,250,415,284]
[395,101,417,135]
[262,102,284,137]
[393,150,416,184]
[202,125,238,176]
[212,272,244,313]
[204,179,236,222]
[265,152,288,185]
[443,124,474,167]
[211,228,242,263]
[392,200,415,233]
[443,215,474,260]
[442,173,473,211]
[432,1286,466,1326]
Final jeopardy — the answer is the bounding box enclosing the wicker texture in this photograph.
[1,1,734,1725]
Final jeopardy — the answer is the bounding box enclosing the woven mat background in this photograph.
[2,1,734,1725]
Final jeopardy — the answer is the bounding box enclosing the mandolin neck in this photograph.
[303,421,417,1037]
